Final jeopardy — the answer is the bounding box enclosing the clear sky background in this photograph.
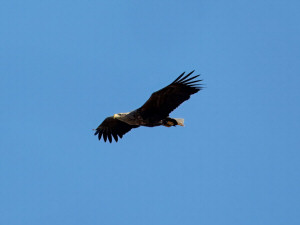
[1,1,300,224]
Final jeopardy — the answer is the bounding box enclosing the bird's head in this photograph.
[113,113,128,119]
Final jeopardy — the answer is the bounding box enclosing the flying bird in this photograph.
[94,70,203,143]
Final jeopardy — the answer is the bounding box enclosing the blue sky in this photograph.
[1,0,300,224]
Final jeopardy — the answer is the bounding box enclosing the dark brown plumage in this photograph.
[94,70,202,143]
[94,116,138,142]
[138,70,202,123]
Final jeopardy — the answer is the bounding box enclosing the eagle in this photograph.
[94,70,203,143]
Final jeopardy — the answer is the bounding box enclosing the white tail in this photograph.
[174,118,184,126]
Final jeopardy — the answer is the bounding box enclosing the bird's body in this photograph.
[94,70,203,142]
[114,109,184,127]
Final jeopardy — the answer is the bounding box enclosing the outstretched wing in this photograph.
[94,116,138,143]
[138,71,202,121]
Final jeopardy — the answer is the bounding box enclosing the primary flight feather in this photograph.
[94,70,203,143]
